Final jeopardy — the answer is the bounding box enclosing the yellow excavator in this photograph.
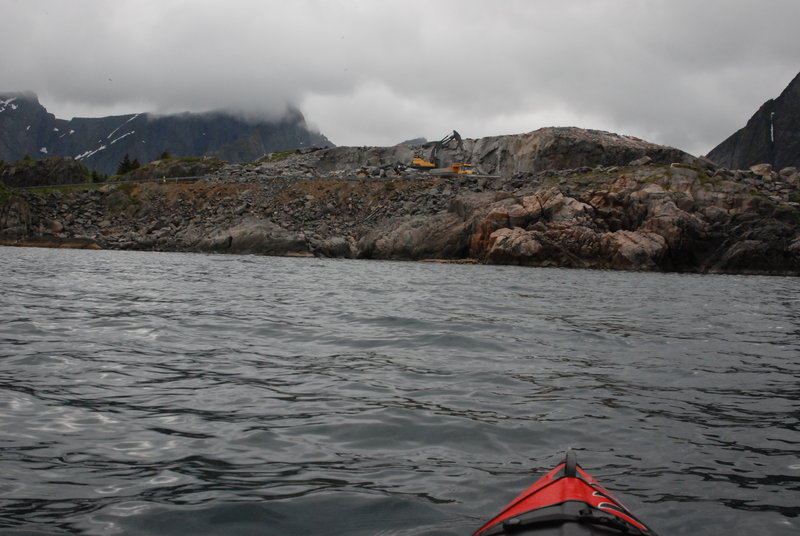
[410,130,475,175]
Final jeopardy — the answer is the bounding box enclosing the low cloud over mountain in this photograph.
[0,92,332,175]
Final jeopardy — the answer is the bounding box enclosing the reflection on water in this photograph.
[1,247,798,535]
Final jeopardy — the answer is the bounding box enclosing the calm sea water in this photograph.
[0,247,798,536]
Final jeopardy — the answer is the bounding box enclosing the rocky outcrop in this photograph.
[246,127,691,178]
[464,166,797,273]
[0,92,333,175]
[194,218,310,256]
[121,157,225,181]
[3,160,798,275]
[2,127,799,275]
[357,213,471,260]
[0,157,90,187]
[707,71,800,170]
[467,128,689,176]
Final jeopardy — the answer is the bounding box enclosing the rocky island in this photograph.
[2,126,799,275]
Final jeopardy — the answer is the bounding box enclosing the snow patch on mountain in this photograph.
[110,131,135,145]
[107,114,140,139]
[0,97,18,113]
[75,145,108,160]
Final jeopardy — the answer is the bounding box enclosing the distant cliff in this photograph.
[707,72,800,169]
[0,92,333,175]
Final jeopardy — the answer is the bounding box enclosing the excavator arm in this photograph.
[430,130,463,167]
[410,130,474,174]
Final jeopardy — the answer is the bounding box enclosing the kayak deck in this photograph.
[473,452,658,535]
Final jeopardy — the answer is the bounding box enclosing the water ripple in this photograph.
[1,248,798,535]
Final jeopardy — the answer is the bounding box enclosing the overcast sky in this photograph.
[3,0,799,156]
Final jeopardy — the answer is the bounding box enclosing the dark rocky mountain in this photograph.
[707,72,800,169]
[0,92,333,175]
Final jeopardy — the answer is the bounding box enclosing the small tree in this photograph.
[116,154,141,175]
[117,154,132,175]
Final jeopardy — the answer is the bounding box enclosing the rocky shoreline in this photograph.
[2,127,799,275]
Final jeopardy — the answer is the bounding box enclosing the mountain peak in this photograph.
[0,94,333,174]
[707,72,800,169]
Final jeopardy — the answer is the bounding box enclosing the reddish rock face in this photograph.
[470,207,511,254]
[461,166,798,274]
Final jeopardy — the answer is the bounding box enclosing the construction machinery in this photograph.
[410,130,476,176]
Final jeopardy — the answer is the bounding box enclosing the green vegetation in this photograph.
[0,155,98,188]
[668,162,705,175]
[242,150,298,166]
[75,161,96,183]
[775,206,800,224]
[105,183,142,213]
[566,171,613,189]
[697,174,721,186]
[259,149,297,163]
[0,180,13,205]
[26,183,107,194]
[6,155,35,168]
[113,182,138,196]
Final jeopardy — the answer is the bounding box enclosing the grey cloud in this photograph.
[3,0,799,155]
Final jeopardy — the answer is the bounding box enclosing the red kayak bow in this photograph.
[473,452,658,535]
